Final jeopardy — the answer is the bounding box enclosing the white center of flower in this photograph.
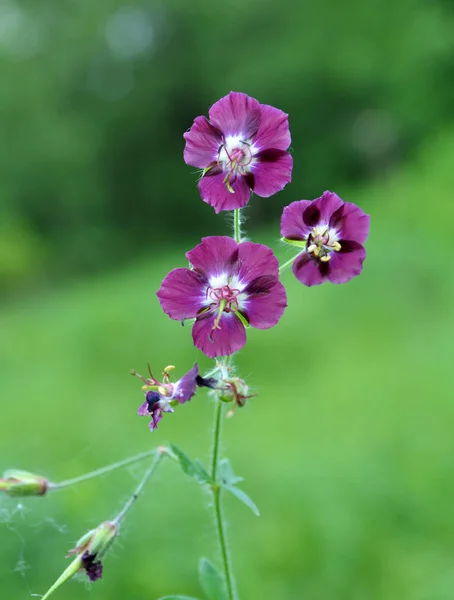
[205,273,247,338]
[307,225,341,262]
[217,135,257,193]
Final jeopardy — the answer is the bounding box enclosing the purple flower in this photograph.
[157,236,287,358]
[133,364,199,431]
[184,91,293,213]
[280,191,370,286]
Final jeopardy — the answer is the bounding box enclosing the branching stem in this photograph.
[49,449,158,491]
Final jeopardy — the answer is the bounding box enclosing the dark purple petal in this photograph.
[312,191,344,223]
[157,268,207,321]
[172,363,199,404]
[335,202,370,245]
[292,253,327,287]
[183,116,224,168]
[81,552,103,582]
[237,242,279,282]
[198,171,251,213]
[137,400,149,416]
[196,375,218,389]
[251,150,292,197]
[186,236,239,281]
[302,203,321,227]
[253,104,291,151]
[243,274,278,295]
[149,409,163,431]
[243,280,287,329]
[327,243,366,284]
[280,200,313,240]
[192,311,246,358]
[208,92,261,139]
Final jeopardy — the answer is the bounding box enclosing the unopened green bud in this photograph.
[0,469,48,496]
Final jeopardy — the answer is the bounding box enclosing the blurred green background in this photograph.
[1,0,453,598]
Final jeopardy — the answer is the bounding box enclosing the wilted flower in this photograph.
[0,469,48,496]
[41,521,117,599]
[66,521,117,582]
[219,377,256,416]
[184,91,293,213]
[132,364,199,431]
[157,236,287,358]
[280,191,370,286]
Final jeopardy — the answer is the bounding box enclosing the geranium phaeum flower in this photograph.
[184,91,293,213]
[157,236,287,358]
[280,191,370,286]
[133,364,199,431]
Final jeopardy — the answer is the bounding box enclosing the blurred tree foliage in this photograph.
[0,0,453,290]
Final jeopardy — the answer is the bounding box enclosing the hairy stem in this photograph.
[49,448,159,491]
[113,449,164,526]
[211,399,236,600]
[233,209,242,244]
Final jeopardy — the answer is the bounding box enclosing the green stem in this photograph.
[112,449,164,526]
[40,452,164,600]
[233,209,241,244]
[211,399,236,600]
[278,252,304,275]
[49,449,158,491]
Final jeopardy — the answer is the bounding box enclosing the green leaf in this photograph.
[218,458,243,486]
[158,596,200,600]
[170,444,211,484]
[199,558,227,600]
[221,483,260,516]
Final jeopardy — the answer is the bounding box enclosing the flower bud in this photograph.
[0,469,48,497]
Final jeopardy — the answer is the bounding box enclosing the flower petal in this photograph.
[327,241,366,284]
[137,401,149,416]
[251,150,292,197]
[149,410,163,432]
[237,241,280,281]
[198,171,251,213]
[192,311,246,358]
[183,116,224,168]
[332,202,370,245]
[157,268,207,320]
[280,200,312,240]
[311,191,344,224]
[292,253,327,287]
[172,364,199,404]
[186,236,239,281]
[253,104,291,151]
[243,280,287,329]
[208,92,261,139]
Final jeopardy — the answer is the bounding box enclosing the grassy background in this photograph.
[1,130,452,599]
